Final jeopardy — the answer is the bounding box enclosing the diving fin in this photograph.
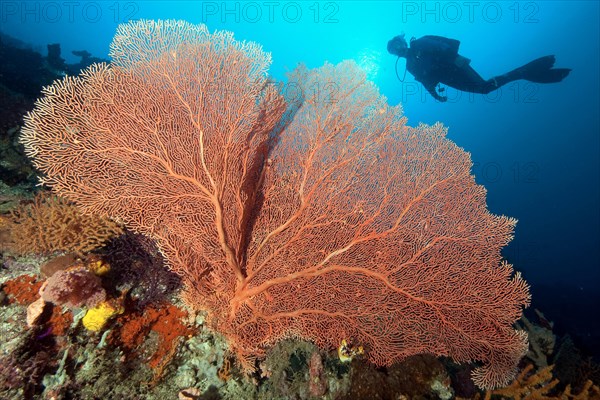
[516,55,571,83]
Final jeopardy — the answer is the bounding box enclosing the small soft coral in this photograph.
[5,193,123,255]
[41,266,105,308]
[0,335,56,397]
[102,231,181,308]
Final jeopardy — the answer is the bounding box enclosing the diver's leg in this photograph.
[447,65,499,94]
[445,56,569,95]
[484,73,515,93]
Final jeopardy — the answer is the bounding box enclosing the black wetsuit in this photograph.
[405,35,571,101]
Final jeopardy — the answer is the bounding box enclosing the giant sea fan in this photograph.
[21,19,530,389]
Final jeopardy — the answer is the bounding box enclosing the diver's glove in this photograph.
[432,87,448,102]
[435,93,448,102]
[425,83,448,102]
[435,84,448,102]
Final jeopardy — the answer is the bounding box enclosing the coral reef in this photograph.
[482,364,600,400]
[41,267,106,308]
[0,32,108,190]
[5,193,123,255]
[81,300,123,331]
[552,335,600,395]
[173,320,259,399]
[0,333,57,398]
[2,274,43,304]
[0,249,598,399]
[517,310,556,368]
[3,17,599,400]
[21,19,530,389]
[39,253,79,278]
[308,351,327,397]
[109,302,194,381]
[101,231,181,309]
[339,354,451,400]
[256,339,351,399]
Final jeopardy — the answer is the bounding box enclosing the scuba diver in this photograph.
[387,34,571,102]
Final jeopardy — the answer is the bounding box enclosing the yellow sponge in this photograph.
[88,259,111,276]
[82,301,122,331]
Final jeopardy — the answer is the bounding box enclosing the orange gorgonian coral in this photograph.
[20,20,530,389]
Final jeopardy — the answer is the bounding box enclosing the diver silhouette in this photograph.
[387,34,571,102]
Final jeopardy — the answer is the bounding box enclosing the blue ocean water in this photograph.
[2,0,598,357]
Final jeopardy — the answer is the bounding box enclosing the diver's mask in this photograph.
[387,33,408,57]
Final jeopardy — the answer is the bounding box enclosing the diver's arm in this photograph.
[423,81,447,102]
[407,54,447,102]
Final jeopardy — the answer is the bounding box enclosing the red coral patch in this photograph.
[46,306,74,336]
[2,275,43,305]
[110,303,194,370]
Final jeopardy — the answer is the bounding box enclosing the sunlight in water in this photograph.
[356,48,382,80]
